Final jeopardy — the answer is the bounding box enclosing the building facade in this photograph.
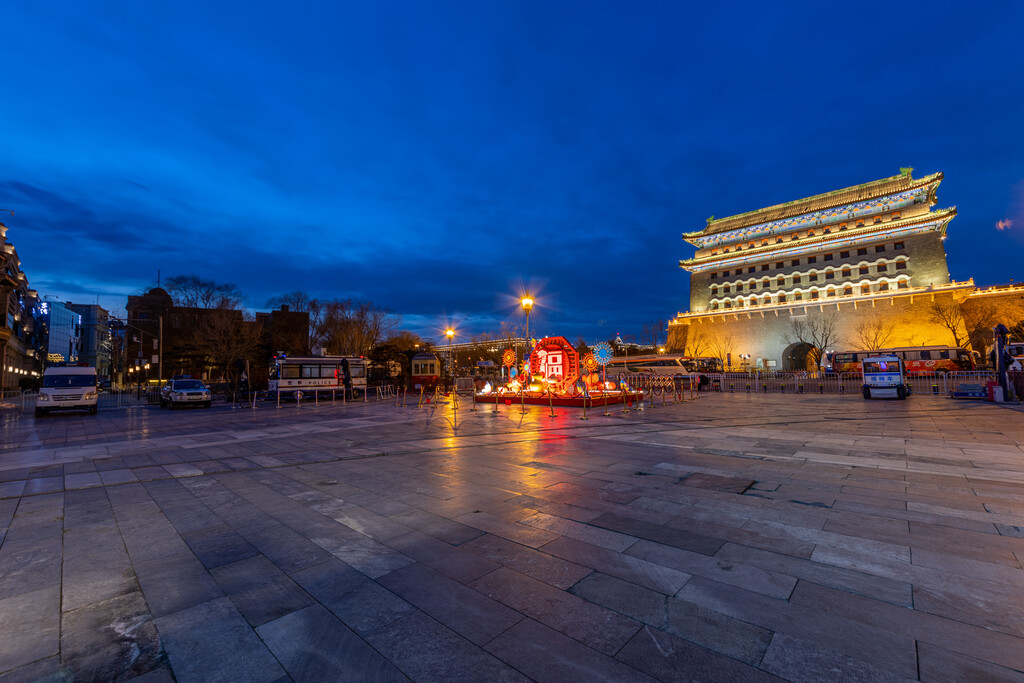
[667,170,1001,370]
[0,221,39,391]
[37,297,80,366]
[66,303,111,377]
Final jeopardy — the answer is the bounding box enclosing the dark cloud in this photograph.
[2,2,1022,340]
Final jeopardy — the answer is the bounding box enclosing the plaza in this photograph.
[2,393,1024,681]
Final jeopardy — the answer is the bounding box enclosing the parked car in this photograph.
[160,377,212,409]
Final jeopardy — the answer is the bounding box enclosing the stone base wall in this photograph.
[668,289,1009,371]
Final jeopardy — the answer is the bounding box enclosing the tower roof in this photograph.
[684,170,943,240]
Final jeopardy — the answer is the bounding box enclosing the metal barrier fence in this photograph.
[621,370,1003,397]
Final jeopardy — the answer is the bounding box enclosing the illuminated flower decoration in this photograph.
[592,342,613,367]
[502,349,516,367]
[582,353,598,373]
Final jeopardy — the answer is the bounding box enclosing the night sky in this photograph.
[3,2,1022,344]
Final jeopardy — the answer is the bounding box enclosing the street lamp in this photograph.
[520,295,533,381]
[520,296,533,342]
[446,328,455,389]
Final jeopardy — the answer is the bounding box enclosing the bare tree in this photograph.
[385,330,425,352]
[322,300,399,356]
[785,311,842,369]
[851,313,897,351]
[679,326,710,356]
[962,300,1000,354]
[191,310,265,385]
[165,275,244,309]
[707,332,737,368]
[641,319,667,348]
[929,301,968,348]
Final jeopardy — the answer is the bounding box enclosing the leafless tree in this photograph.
[385,330,426,352]
[929,301,969,348]
[962,300,1001,354]
[322,300,399,356]
[707,332,737,368]
[673,325,710,356]
[165,275,244,309]
[784,311,842,369]
[851,313,897,351]
[191,310,265,384]
[641,319,668,348]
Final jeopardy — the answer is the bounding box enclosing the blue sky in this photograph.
[3,1,1022,344]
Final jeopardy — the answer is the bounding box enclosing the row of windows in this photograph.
[710,260,908,294]
[707,217,903,256]
[707,242,905,279]
[708,279,911,309]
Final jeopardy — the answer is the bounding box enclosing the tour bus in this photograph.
[829,346,976,375]
[268,355,367,400]
[605,354,723,388]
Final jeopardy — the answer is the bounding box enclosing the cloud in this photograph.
[997,219,1013,231]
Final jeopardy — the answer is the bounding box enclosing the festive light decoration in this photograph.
[592,342,613,366]
[582,353,598,373]
[528,336,579,394]
[502,349,516,368]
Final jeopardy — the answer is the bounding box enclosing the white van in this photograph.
[36,366,99,417]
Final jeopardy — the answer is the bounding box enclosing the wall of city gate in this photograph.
[668,290,968,370]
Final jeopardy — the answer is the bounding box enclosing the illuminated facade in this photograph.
[668,170,990,370]
[682,170,954,313]
[0,221,39,390]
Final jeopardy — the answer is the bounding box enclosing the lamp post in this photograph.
[521,295,533,382]
[446,328,455,391]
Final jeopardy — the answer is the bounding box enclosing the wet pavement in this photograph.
[2,392,1024,681]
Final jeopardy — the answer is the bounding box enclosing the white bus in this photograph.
[268,355,368,400]
[605,354,723,387]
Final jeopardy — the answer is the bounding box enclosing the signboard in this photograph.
[529,336,579,394]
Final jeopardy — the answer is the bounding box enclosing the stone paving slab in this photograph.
[1,394,1024,680]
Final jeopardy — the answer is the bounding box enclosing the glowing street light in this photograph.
[520,295,534,382]
[446,328,455,389]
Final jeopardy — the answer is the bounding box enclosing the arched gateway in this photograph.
[782,342,817,371]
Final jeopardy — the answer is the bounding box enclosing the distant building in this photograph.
[0,221,39,390]
[669,170,1022,369]
[124,287,307,383]
[257,304,310,357]
[66,303,111,377]
[37,297,80,366]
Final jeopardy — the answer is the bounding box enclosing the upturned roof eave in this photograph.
[679,206,956,270]
[682,171,943,241]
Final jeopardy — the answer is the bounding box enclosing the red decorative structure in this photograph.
[475,335,642,407]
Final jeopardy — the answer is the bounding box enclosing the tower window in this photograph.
[875,245,885,253]
[894,241,904,249]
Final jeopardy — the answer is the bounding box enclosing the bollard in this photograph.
[798,383,804,394]
[839,382,845,394]
[932,383,939,395]
[746,383,750,393]
[729,383,734,393]
[818,383,824,394]
[780,383,785,393]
